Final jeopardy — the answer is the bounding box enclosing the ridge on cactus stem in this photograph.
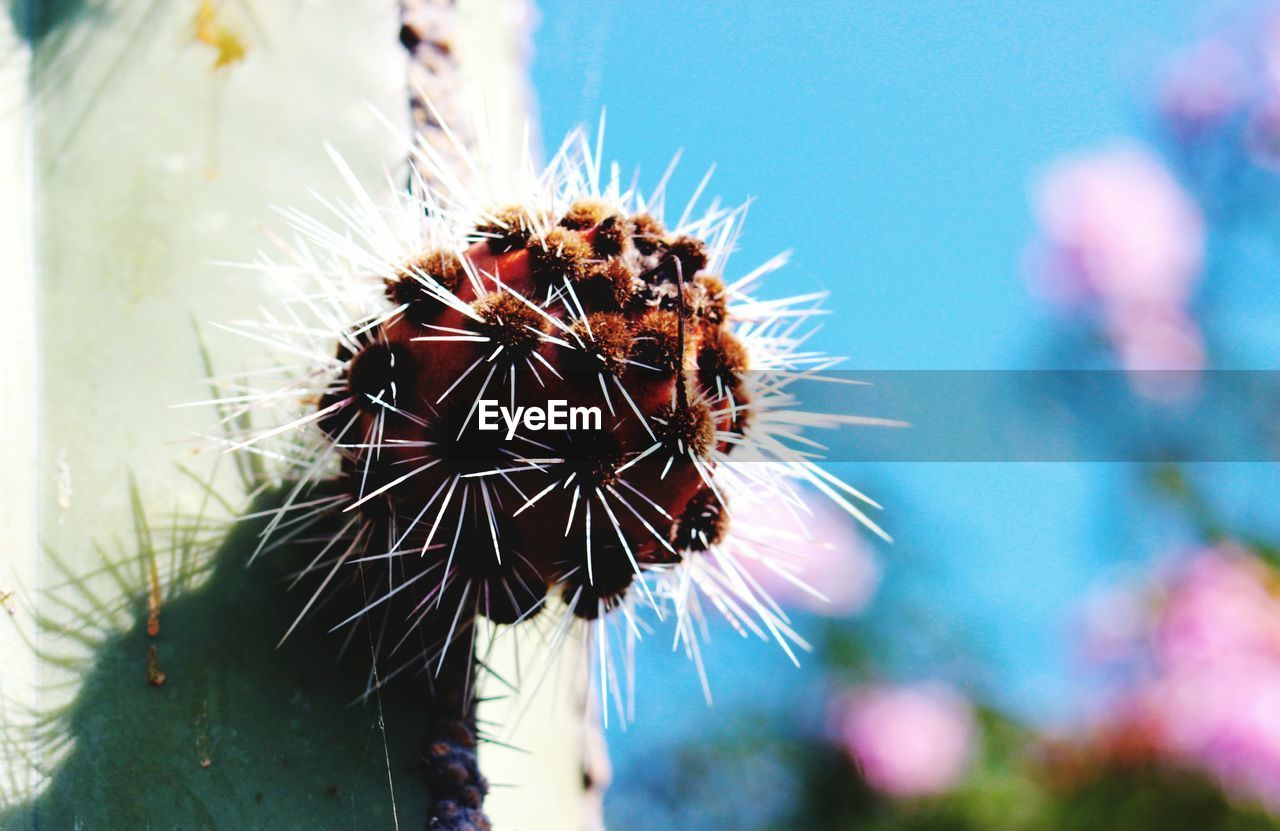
[209,114,891,721]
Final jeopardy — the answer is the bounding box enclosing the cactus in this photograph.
[223,119,890,828]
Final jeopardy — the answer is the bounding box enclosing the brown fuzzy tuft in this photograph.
[630,309,683,373]
[697,329,749,395]
[671,488,729,552]
[690,274,728,325]
[472,291,548,357]
[605,258,639,305]
[386,250,466,325]
[559,200,609,230]
[631,213,667,255]
[592,214,632,258]
[527,228,594,285]
[559,202,632,257]
[566,312,633,377]
[667,235,708,278]
[475,206,538,254]
[654,401,715,458]
[414,250,466,289]
[575,258,637,310]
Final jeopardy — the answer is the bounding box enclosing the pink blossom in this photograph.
[1159,8,1280,167]
[1107,308,1205,373]
[1028,146,1206,377]
[1143,658,1280,806]
[837,683,976,797]
[731,491,880,616]
[1030,146,1204,312]
[1152,549,1280,666]
[1096,546,1280,808]
[1160,39,1249,136]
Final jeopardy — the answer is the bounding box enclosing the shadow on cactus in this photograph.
[0,480,438,827]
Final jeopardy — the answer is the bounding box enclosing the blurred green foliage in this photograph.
[613,698,1278,831]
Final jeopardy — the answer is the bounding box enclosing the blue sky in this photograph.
[530,0,1205,758]
[533,0,1202,370]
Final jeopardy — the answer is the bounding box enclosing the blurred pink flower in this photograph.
[1027,145,1206,376]
[1030,145,1203,311]
[1158,7,1280,169]
[1108,306,1206,399]
[1152,549,1280,665]
[1107,308,1205,373]
[1094,546,1280,808]
[837,683,976,797]
[1160,39,1249,136]
[732,490,880,616]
